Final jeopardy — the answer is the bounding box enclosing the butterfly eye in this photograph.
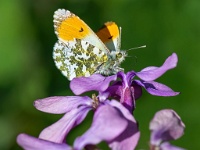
[116,52,123,59]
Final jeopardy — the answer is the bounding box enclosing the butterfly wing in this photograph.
[53,40,108,80]
[53,9,110,80]
[96,22,121,52]
[54,9,109,53]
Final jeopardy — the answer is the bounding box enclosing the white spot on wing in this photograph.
[85,71,90,77]
[81,40,89,50]
[93,47,99,55]
[56,62,62,68]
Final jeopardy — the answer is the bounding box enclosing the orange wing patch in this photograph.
[96,22,121,51]
[53,9,109,52]
[56,15,90,41]
[96,22,119,43]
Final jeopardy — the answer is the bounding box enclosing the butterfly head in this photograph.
[110,50,127,64]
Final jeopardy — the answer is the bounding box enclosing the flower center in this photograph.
[92,94,100,109]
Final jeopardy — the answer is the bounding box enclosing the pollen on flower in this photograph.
[92,94,99,109]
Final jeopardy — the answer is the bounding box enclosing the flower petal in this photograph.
[17,133,71,150]
[39,106,91,143]
[73,103,128,150]
[131,84,143,100]
[105,81,122,99]
[160,142,186,150]
[134,80,180,96]
[74,101,140,150]
[70,74,117,95]
[150,109,185,145]
[34,96,92,114]
[108,100,140,150]
[117,71,135,86]
[136,53,178,81]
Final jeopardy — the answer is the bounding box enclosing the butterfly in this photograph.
[53,9,126,80]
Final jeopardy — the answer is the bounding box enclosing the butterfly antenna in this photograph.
[126,56,132,58]
[126,45,146,51]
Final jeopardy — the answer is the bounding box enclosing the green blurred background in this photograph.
[0,0,199,149]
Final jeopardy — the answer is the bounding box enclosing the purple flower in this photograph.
[17,94,139,150]
[17,133,72,150]
[17,101,139,150]
[74,100,140,150]
[70,53,180,112]
[17,53,183,150]
[149,109,185,150]
[35,96,92,143]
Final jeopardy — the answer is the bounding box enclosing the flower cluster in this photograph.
[17,53,185,150]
